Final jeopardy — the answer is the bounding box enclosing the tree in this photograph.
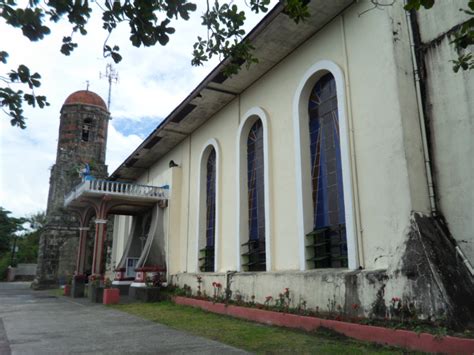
[15,211,45,264]
[0,208,42,279]
[0,0,308,128]
[0,0,472,129]
[404,0,474,72]
[0,207,26,255]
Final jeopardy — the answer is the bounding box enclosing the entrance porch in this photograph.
[64,179,169,298]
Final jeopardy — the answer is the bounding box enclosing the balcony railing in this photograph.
[64,179,169,206]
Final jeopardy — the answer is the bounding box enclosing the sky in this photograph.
[0,1,275,218]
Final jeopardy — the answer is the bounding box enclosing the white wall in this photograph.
[115,1,431,276]
[417,3,474,263]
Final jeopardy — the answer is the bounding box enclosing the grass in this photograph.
[110,301,411,354]
[48,287,64,297]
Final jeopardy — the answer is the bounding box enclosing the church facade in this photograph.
[61,1,473,327]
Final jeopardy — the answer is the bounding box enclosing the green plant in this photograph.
[297,298,308,315]
[196,275,202,297]
[145,274,161,288]
[181,284,192,297]
[211,281,223,302]
[0,254,10,281]
[327,296,337,316]
[104,277,112,289]
[250,294,256,307]
[389,297,419,323]
[275,288,291,312]
[264,295,273,308]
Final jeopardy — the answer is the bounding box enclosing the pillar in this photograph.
[91,218,108,278]
[75,227,89,276]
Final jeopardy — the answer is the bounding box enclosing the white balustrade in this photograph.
[64,179,169,206]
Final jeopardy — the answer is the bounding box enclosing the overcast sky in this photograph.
[0,1,275,218]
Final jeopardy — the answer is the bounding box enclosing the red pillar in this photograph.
[75,227,89,276]
[91,219,107,278]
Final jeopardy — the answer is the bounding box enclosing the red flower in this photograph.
[265,296,273,301]
[215,282,222,288]
[212,282,216,287]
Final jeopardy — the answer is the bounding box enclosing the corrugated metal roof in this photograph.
[110,0,354,182]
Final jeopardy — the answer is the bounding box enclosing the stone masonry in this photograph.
[32,91,110,289]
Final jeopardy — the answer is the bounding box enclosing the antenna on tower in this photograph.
[100,63,119,110]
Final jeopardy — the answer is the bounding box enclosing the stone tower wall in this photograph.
[33,94,110,289]
[47,104,109,215]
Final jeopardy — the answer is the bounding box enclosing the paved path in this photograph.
[0,282,247,354]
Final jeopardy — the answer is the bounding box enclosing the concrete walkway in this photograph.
[0,282,247,354]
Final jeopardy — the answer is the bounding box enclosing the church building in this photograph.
[58,1,473,327]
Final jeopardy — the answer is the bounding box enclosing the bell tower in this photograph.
[33,90,110,289]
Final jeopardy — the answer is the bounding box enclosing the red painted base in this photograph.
[173,296,474,355]
[63,285,71,297]
[103,288,120,305]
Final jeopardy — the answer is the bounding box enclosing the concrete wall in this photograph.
[12,264,37,281]
[416,3,474,263]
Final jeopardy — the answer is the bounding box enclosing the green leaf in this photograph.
[111,51,122,63]
[0,51,9,64]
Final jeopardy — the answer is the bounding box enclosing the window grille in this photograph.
[307,73,347,268]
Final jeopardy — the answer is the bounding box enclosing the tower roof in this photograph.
[63,90,107,110]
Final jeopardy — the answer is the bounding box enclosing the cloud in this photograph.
[0,1,276,217]
[112,117,161,139]
[106,123,143,174]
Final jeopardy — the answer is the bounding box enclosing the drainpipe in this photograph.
[456,246,474,276]
[404,5,437,215]
[405,4,474,276]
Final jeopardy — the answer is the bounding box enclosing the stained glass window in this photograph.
[201,148,216,272]
[307,73,347,268]
[242,120,266,271]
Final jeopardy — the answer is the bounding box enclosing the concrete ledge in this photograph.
[173,296,474,355]
[72,276,86,298]
[134,287,161,302]
[112,284,130,296]
[30,279,58,290]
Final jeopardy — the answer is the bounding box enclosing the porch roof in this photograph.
[64,179,168,215]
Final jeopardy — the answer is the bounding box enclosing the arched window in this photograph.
[82,118,92,142]
[200,148,216,271]
[243,120,266,271]
[197,140,220,273]
[307,73,347,268]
